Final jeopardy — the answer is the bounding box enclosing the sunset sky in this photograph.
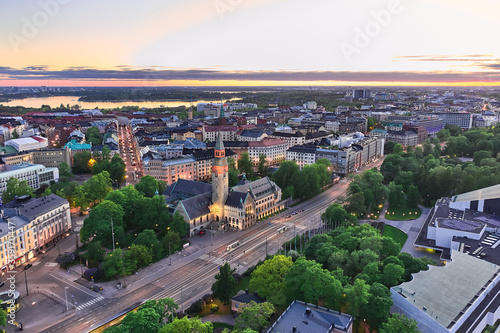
[2,0,500,86]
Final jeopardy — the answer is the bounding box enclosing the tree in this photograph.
[85,126,103,146]
[272,161,300,191]
[282,185,294,199]
[88,240,104,262]
[139,298,178,324]
[228,169,239,187]
[234,301,275,333]
[126,244,153,270]
[344,278,370,320]
[379,313,421,333]
[285,257,342,310]
[238,152,253,175]
[120,307,161,333]
[362,283,393,331]
[134,229,163,261]
[437,128,450,142]
[135,175,161,197]
[228,156,237,170]
[294,165,321,199]
[162,231,182,255]
[73,185,89,214]
[258,154,268,176]
[170,212,189,238]
[80,200,125,243]
[249,255,293,307]
[380,263,404,287]
[109,160,126,185]
[322,203,348,227]
[72,151,92,174]
[393,144,404,154]
[85,171,113,205]
[473,150,492,166]
[2,178,34,203]
[159,316,213,333]
[58,162,73,182]
[211,262,238,305]
[11,130,19,139]
[406,185,421,208]
[101,249,124,279]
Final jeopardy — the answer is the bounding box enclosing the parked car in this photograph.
[0,282,5,288]
[24,264,32,270]
[198,230,205,236]
[90,285,103,292]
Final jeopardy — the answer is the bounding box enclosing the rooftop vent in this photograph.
[305,308,311,315]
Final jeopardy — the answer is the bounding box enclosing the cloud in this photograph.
[0,66,499,83]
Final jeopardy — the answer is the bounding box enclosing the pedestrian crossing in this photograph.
[76,296,104,310]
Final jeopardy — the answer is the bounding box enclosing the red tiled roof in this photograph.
[248,139,286,147]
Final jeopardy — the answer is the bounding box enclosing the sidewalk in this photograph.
[362,201,441,261]
[201,314,235,325]
[61,230,232,299]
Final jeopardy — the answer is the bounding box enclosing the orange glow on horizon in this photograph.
[1,80,500,87]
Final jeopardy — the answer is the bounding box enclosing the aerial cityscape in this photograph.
[1,1,500,333]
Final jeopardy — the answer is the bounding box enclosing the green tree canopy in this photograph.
[238,152,253,175]
[135,175,162,197]
[158,316,213,333]
[249,255,293,307]
[2,178,34,203]
[72,151,92,174]
[379,313,421,333]
[211,262,238,305]
[234,301,275,333]
[80,200,125,243]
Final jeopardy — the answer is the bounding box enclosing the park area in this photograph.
[382,225,408,249]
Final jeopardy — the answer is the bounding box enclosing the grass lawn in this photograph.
[385,201,422,221]
[237,276,254,293]
[382,225,408,248]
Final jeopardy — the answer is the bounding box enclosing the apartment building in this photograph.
[248,139,287,166]
[0,194,71,271]
[143,156,197,186]
[269,132,306,148]
[430,112,473,130]
[202,125,238,142]
[286,146,317,169]
[0,164,60,196]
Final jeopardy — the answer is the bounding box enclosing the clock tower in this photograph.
[212,133,228,221]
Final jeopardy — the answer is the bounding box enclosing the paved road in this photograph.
[29,157,386,333]
[119,125,142,185]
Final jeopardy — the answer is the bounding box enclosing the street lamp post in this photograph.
[169,242,171,266]
[24,270,29,296]
[294,219,296,251]
[111,218,115,251]
[64,287,69,312]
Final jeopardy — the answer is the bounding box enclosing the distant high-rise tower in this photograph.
[211,133,228,221]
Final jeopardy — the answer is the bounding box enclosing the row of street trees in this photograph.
[272,159,332,199]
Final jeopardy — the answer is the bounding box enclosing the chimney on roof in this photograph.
[245,289,249,294]
[292,327,297,332]
[305,308,311,315]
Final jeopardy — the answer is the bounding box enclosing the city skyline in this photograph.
[2,0,500,86]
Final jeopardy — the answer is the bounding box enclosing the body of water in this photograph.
[1,96,240,109]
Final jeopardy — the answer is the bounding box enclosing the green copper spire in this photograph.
[220,95,224,117]
[215,131,224,150]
